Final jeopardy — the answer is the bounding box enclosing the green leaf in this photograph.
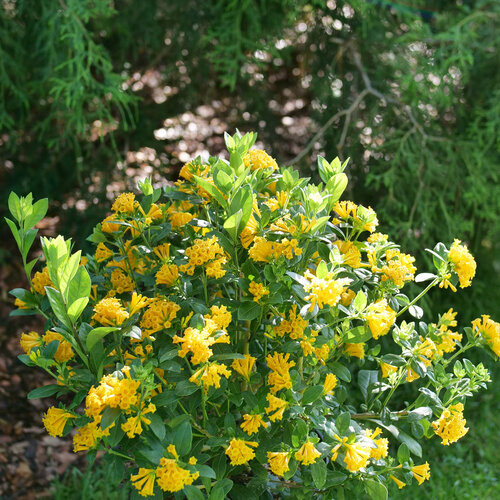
[335,412,351,435]
[45,287,72,330]
[324,470,347,487]
[174,420,192,456]
[228,184,253,234]
[192,175,228,210]
[397,442,410,464]
[149,413,166,441]
[215,170,233,192]
[86,327,119,351]
[415,273,436,283]
[175,380,199,396]
[8,192,22,222]
[22,228,38,261]
[353,291,367,312]
[358,370,379,400]
[310,459,327,489]
[5,217,21,251]
[213,453,227,480]
[364,479,388,500]
[27,384,60,399]
[345,326,371,343]
[407,407,432,422]
[292,419,308,447]
[66,266,91,322]
[301,385,324,405]
[330,361,351,382]
[316,260,328,279]
[208,479,233,500]
[382,424,422,457]
[326,173,348,204]
[24,198,48,229]
[237,301,261,321]
[184,485,205,500]
[223,209,243,241]
[101,406,122,430]
[409,305,424,319]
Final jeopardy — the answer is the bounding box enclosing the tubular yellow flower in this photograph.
[243,149,278,172]
[20,331,42,354]
[180,236,226,276]
[32,267,53,295]
[378,249,416,287]
[173,325,229,365]
[92,297,129,326]
[189,362,231,393]
[153,243,171,261]
[205,304,232,330]
[365,428,388,460]
[155,458,198,492]
[169,211,194,229]
[128,292,151,316]
[432,403,469,445]
[323,373,338,395]
[380,362,398,378]
[344,343,365,359]
[412,462,431,485]
[130,468,156,497]
[231,355,256,380]
[249,281,269,303]
[472,315,500,358]
[340,289,356,307]
[295,440,321,466]
[334,240,362,268]
[406,367,420,382]
[267,451,290,477]
[266,352,295,393]
[240,414,268,435]
[140,299,181,335]
[334,200,358,220]
[344,441,371,472]
[110,269,135,294]
[95,242,114,262]
[303,270,351,311]
[390,475,406,489]
[225,438,258,465]
[448,239,476,288]
[42,330,74,363]
[273,304,308,339]
[42,407,75,437]
[73,421,110,452]
[265,393,288,422]
[112,192,135,214]
[155,263,179,286]
[365,299,396,339]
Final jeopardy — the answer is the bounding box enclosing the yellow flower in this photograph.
[323,373,338,395]
[265,393,288,422]
[92,297,129,326]
[20,331,42,354]
[189,362,231,393]
[167,444,179,459]
[42,407,75,437]
[273,305,308,339]
[180,236,226,276]
[155,458,198,492]
[406,367,420,382]
[95,242,114,262]
[266,352,295,393]
[367,233,388,243]
[295,440,321,466]
[42,330,74,363]
[231,355,256,380]
[432,403,469,445]
[173,325,229,365]
[188,456,197,465]
[412,462,431,485]
[14,298,29,309]
[472,315,500,358]
[344,343,365,359]
[390,475,406,489]
[121,414,150,438]
[448,239,476,288]
[380,362,398,378]
[110,269,134,294]
[140,299,181,336]
[240,414,268,435]
[128,292,151,316]
[303,269,351,311]
[334,240,362,268]
[112,192,135,214]
[340,289,356,307]
[364,428,388,460]
[243,149,278,172]
[32,267,53,295]
[365,299,396,339]
[73,421,110,452]
[377,249,416,287]
[205,305,232,330]
[225,438,258,465]
[267,451,290,477]
[334,201,358,220]
[153,243,171,261]
[155,263,179,286]
[344,441,371,472]
[130,468,156,497]
[248,281,269,303]
[169,211,194,229]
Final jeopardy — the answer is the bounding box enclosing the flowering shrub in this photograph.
[7,131,499,499]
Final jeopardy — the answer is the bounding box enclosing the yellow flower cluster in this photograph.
[267,451,290,476]
[73,421,111,452]
[295,440,321,465]
[189,362,231,393]
[334,240,363,268]
[472,315,500,357]
[112,192,135,214]
[432,403,469,445]
[155,457,199,493]
[265,393,288,421]
[225,438,258,465]
[376,248,417,287]
[240,413,268,435]
[92,297,129,326]
[180,236,227,277]
[243,149,278,171]
[32,267,52,295]
[248,236,302,262]
[121,403,157,438]
[274,304,308,339]
[110,268,135,294]
[448,239,476,288]
[42,407,75,437]
[231,354,256,380]
[249,281,269,303]
[303,270,351,310]
[266,352,295,393]
[331,435,371,472]
[364,428,389,460]
[323,373,338,395]
[140,298,180,336]
[365,299,396,339]
[42,330,74,363]
[155,263,179,286]
[95,242,114,262]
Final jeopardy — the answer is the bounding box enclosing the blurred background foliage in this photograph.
[1,1,499,497]
[1,0,499,322]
